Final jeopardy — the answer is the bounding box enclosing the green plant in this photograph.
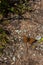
[0,0,32,17]
[0,27,10,55]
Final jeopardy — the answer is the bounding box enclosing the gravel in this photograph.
[0,0,43,65]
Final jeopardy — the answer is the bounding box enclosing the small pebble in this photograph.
[23,30,27,33]
[15,30,19,33]
[12,56,16,62]
[29,33,31,36]
[40,53,42,56]
[4,58,7,60]
[17,54,20,59]
[11,62,14,65]
[33,54,36,56]
[15,30,21,34]
[36,47,39,50]
[35,35,41,40]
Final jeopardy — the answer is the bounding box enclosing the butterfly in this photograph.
[23,35,37,45]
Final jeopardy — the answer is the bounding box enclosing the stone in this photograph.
[35,35,41,40]
[12,56,16,62]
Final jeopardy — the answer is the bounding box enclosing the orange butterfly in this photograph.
[23,35,37,45]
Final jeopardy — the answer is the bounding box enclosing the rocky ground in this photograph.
[0,0,43,65]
